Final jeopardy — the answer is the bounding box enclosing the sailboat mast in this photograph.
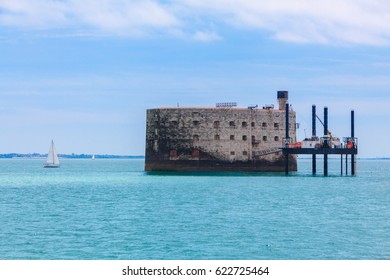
[51,140,54,162]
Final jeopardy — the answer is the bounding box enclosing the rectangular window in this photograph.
[214,135,220,140]
[193,120,199,126]
[242,135,247,141]
[230,135,235,140]
[192,149,200,157]
[274,123,279,129]
[243,151,248,156]
[230,151,235,155]
[213,121,220,128]
[169,150,177,158]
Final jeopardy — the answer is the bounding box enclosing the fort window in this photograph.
[193,134,199,141]
[214,134,220,140]
[263,136,268,141]
[230,151,235,155]
[229,121,235,127]
[193,120,200,126]
[242,135,247,141]
[192,149,200,158]
[213,121,220,128]
[230,135,235,140]
[274,123,279,129]
[274,136,279,141]
[251,122,255,127]
[169,149,177,158]
[171,121,178,126]
[242,122,247,127]
[262,122,267,128]
[243,151,248,156]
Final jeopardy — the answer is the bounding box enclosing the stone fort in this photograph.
[145,91,297,171]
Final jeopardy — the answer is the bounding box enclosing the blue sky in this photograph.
[1,0,390,157]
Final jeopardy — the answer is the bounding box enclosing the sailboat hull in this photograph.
[43,164,60,168]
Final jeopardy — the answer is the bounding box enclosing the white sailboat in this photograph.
[44,140,60,168]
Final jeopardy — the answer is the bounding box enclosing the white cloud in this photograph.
[179,0,390,46]
[0,0,179,34]
[192,31,221,42]
[0,0,69,27]
[70,0,179,33]
[1,0,390,45]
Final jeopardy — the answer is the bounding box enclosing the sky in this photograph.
[1,0,390,157]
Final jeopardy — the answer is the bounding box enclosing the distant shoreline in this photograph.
[0,153,144,159]
[0,154,389,160]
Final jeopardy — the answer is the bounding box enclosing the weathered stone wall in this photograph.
[145,106,297,171]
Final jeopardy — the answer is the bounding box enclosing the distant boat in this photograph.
[92,155,95,160]
[44,140,60,168]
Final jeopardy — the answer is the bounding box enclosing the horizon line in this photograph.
[0,153,390,160]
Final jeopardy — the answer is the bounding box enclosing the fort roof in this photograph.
[154,106,288,112]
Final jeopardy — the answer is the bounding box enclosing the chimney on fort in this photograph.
[277,91,288,110]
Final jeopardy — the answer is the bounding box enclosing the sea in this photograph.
[0,158,389,260]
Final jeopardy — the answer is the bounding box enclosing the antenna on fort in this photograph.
[262,104,274,109]
[248,104,258,109]
[216,102,237,108]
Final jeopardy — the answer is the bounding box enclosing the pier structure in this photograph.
[282,104,358,176]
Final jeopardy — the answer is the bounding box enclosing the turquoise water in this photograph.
[0,158,389,260]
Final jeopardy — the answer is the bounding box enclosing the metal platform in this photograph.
[283,103,357,176]
[282,147,357,155]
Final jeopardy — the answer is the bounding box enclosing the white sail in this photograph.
[44,140,60,167]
